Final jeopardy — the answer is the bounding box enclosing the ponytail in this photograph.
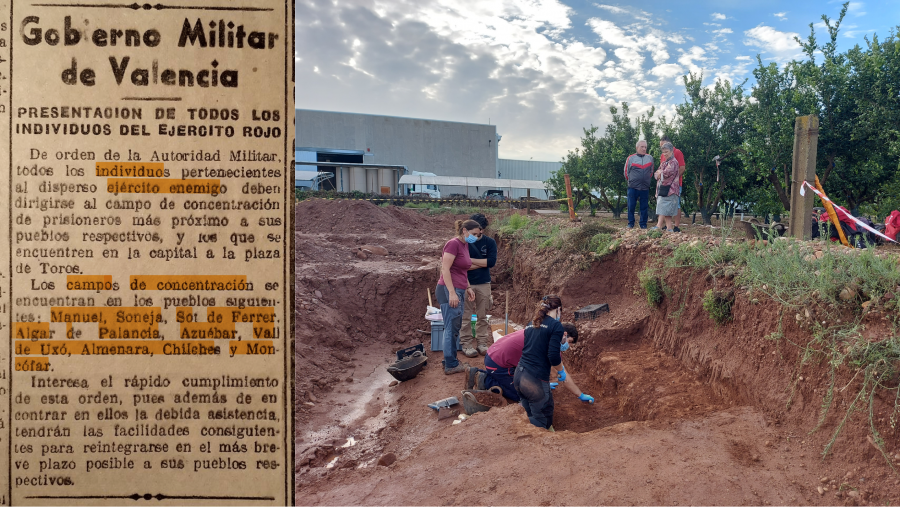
[456,219,481,237]
[532,295,561,327]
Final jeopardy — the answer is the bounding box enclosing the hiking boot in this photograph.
[475,371,486,390]
[444,363,467,375]
[465,366,478,390]
[477,345,489,356]
[463,347,478,358]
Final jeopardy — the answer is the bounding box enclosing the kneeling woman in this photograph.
[514,295,594,430]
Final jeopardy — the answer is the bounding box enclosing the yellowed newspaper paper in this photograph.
[0,1,295,504]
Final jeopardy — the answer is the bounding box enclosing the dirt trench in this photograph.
[296,200,900,506]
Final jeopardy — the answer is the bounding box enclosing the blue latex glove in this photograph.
[579,393,594,404]
[557,369,567,382]
[549,382,558,390]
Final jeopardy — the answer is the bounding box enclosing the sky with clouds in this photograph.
[297,0,900,161]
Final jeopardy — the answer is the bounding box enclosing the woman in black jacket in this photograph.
[514,295,593,429]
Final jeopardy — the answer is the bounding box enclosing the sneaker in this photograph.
[462,347,478,358]
[444,363,468,375]
[465,366,478,390]
[627,224,634,229]
[475,371,486,390]
[477,345,489,356]
[672,227,681,233]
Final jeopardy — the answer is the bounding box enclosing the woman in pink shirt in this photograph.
[436,219,480,374]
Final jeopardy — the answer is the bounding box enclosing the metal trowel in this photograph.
[427,396,459,410]
[428,396,459,419]
[437,406,460,420]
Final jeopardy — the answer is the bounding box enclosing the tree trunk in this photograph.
[699,206,713,225]
[610,202,625,219]
[768,169,791,211]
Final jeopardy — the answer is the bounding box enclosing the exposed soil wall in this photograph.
[297,201,900,505]
[501,237,900,476]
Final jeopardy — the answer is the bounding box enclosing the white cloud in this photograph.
[773,12,787,20]
[650,63,684,78]
[735,55,752,61]
[298,0,720,160]
[593,4,652,22]
[847,2,866,16]
[743,25,802,63]
[711,13,726,20]
[678,46,707,69]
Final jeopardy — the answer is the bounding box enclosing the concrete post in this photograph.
[788,115,819,240]
[526,188,531,215]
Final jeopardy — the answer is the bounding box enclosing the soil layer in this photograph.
[296,201,900,505]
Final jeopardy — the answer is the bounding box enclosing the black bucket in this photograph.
[386,351,427,382]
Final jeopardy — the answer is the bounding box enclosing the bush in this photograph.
[498,214,532,235]
[702,289,733,325]
[638,267,664,306]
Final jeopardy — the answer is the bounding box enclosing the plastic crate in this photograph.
[429,320,461,352]
[574,303,610,321]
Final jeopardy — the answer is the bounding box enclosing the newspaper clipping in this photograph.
[0,0,295,504]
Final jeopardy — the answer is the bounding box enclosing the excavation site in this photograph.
[295,199,900,506]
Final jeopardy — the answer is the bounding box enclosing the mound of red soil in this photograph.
[296,199,454,237]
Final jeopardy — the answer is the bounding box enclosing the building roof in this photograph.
[398,174,547,190]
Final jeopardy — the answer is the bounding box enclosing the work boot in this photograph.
[477,345,489,356]
[463,347,478,358]
[465,366,478,390]
[444,363,467,375]
[475,371,486,390]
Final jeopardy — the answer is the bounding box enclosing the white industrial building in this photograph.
[296,109,561,198]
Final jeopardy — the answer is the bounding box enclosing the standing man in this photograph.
[653,135,686,232]
[623,140,654,229]
[464,213,497,357]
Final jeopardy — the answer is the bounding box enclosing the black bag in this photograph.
[658,184,671,197]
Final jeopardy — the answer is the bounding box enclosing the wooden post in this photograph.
[564,174,576,221]
[504,290,509,335]
[788,115,819,240]
[526,188,531,215]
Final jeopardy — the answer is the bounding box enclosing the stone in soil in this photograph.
[377,453,397,466]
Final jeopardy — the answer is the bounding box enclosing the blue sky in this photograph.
[297,0,900,161]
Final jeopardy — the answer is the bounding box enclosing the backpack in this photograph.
[885,210,900,242]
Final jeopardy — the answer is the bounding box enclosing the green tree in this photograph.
[547,127,601,214]
[594,103,654,218]
[672,73,749,224]
[740,58,800,211]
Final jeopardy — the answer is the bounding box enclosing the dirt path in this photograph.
[296,200,900,506]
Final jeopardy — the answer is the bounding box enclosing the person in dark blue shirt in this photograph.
[463,214,498,357]
[514,295,594,430]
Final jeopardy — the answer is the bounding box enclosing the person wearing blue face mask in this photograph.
[465,320,588,405]
[463,213,498,358]
[435,219,480,375]
[513,295,595,430]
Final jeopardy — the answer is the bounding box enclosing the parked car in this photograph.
[482,189,508,200]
